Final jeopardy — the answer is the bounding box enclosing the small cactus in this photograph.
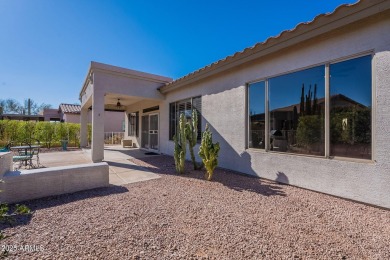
[198,124,220,181]
[186,109,202,170]
[173,113,187,174]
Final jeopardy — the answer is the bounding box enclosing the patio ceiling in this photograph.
[104,93,144,111]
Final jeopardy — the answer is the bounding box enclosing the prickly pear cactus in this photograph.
[198,124,220,181]
[173,113,187,174]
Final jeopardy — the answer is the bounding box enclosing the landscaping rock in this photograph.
[1,155,389,259]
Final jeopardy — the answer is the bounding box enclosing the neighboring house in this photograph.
[59,104,81,123]
[79,0,390,208]
[0,109,60,122]
[0,114,44,121]
[1,104,124,133]
[41,108,61,121]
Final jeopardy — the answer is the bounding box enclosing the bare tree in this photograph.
[0,98,52,115]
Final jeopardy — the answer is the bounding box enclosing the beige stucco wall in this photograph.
[63,113,81,124]
[103,111,125,132]
[42,108,61,121]
[0,163,109,204]
[0,152,13,177]
[152,14,390,208]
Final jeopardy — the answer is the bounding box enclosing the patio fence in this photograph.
[104,132,124,145]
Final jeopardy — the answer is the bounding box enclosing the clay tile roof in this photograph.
[59,103,81,114]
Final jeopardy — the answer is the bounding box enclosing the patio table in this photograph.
[10,145,41,167]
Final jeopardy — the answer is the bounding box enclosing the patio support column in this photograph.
[80,107,88,147]
[91,89,105,162]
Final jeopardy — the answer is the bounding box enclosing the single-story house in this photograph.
[79,0,390,208]
[0,114,44,121]
[40,104,125,132]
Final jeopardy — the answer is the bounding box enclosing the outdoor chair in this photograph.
[12,143,33,170]
[29,145,41,168]
[25,138,41,168]
[0,142,11,152]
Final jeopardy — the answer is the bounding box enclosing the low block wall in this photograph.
[0,152,13,178]
[0,163,109,204]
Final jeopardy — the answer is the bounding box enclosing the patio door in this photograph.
[141,114,159,151]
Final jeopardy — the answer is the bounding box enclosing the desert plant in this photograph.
[0,180,31,257]
[199,124,220,181]
[173,113,187,174]
[186,109,202,170]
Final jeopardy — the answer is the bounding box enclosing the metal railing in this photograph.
[104,132,124,145]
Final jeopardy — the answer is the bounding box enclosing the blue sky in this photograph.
[0,0,357,108]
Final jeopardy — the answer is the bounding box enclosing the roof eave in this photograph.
[79,61,173,99]
[79,63,93,100]
[160,0,389,94]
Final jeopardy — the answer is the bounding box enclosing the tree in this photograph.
[0,99,22,114]
[23,98,52,115]
[0,98,52,115]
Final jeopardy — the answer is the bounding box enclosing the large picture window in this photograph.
[330,55,372,159]
[248,54,372,160]
[169,97,202,140]
[269,65,325,156]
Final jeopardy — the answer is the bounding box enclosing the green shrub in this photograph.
[68,123,81,147]
[0,121,83,148]
[296,115,323,147]
[55,122,69,142]
[34,121,56,148]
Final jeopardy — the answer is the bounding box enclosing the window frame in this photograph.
[246,52,374,161]
[247,80,266,150]
[169,96,202,141]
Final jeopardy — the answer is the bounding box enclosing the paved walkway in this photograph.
[39,146,160,185]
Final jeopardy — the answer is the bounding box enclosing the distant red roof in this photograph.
[59,103,81,114]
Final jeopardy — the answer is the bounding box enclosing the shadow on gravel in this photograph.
[0,186,129,229]
[131,155,286,197]
[106,160,145,170]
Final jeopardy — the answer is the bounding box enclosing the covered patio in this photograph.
[79,62,172,162]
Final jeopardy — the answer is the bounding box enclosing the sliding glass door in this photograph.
[141,114,159,151]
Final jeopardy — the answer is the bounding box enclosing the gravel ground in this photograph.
[1,155,389,259]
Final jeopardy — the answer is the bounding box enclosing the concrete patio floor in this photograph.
[38,146,161,185]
